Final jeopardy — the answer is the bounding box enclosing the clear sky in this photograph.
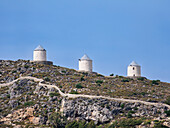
[0,0,170,82]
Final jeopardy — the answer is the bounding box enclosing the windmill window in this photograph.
[133,67,135,70]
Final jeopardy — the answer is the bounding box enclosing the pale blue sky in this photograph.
[0,0,170,82]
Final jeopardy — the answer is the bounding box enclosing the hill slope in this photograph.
[0,60,169,127]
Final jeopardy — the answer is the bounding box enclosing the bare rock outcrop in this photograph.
[0,106,44,125]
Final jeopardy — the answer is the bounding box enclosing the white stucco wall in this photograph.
[33,50,47,61]
[79,60,92,72]
[127,66,141,77]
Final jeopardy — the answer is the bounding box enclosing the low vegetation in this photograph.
[0,60,169,128]
[0,60,169,104]
[110,118,143,128]
[49,92,60,97]
[75,83,84,89]
[152,80,160,85]
[164,96,170,105]
[24,101,35,107]
[96,80,103,84]
[69,90,79,94]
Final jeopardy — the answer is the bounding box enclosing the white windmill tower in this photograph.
[127,61,141,77]
[79,54,93,72]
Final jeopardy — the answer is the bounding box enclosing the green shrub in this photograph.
[127,111,135,118]
[127,112,132,118]
[0,124,13,128]
[140,92,146,96]
[152,80,160,85]
[12,70,17,73]
[80,76,85,81]
[24,65,29,69]
[44,77,50,82]
[120,103,125,109]
[96,80,103,84]
[96,74,104,77]
[118,118,143,127]
[7,94,10,98]
[137,77,145,81]
[24,101,35,107]
[133,92,137,95]
[144,120,151,125]
[75,83,84,89]
[82,72,88,76]
[61,70,66,73]
[164,96,170,105]
[154,121,168,128]
[110,119,143,127]
[129,110,135,114]
[49,112,66,128]
[85,121,96,128]
[133,107,138,110]
[69,90,79,94]
[153,120,159,122]
[121,79,129,82]
[110,73,114,76]
[106,104,110,109]
[65,121,80,128]
[65,121,96,128]
[165,110,170,117]
[49,92,60,97]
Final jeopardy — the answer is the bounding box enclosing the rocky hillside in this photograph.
[0,60,169,128]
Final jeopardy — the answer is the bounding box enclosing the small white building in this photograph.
[32,45,53,65]
[33,45,47,61]
[79,54,93,72]
[127,61,141,77]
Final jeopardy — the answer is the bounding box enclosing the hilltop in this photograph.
[0,60,169,128]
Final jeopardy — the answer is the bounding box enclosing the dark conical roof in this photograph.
[34,45,46,51]
[80,54,92,60]
[129,61,140,66]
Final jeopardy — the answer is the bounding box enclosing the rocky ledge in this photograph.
[62,97,169,124]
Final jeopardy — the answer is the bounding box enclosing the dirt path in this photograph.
[0,76,170,109]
